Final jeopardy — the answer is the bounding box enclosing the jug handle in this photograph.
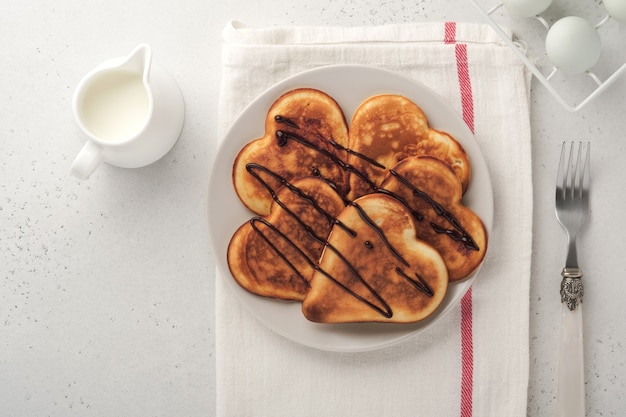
[71,141,103,179]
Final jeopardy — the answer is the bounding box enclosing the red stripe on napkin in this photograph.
[460,288,474,417]
[444,21,456,44]
[455,43,475,134]
[445,21,475,417]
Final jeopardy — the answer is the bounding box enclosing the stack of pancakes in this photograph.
[226,88,487,324]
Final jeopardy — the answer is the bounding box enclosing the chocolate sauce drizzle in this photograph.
[395,267,435,297]
[273,114,477,251]
[349,200,409,268]
[249,217,311,285]
[389,169,479,251]
[240,114,480,318]
[275,129,380,193]
[249,217,392,317]
[246,164,392,318]
[246,163,355,237]
[274,115,299,129]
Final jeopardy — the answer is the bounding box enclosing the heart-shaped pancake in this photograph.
[302,193,449,323]
[347,94,470,200]
[233,88,350,216]
[380,156,487,282]
[227,176,346,301]
[228,89,487,324]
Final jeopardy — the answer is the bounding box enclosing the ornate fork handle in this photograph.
[560,267,583,311]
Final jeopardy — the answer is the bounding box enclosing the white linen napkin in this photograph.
[216,21,532,417]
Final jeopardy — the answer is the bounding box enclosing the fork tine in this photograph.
[556,141,567,200]
[572,142,590,201]
[556,141,591,202]
[557,141,575,200]
[581,142,590,200]
[570,142,579,200]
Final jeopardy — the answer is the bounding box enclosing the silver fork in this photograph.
[554,141,590,417]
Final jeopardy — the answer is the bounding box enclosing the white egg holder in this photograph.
[468,0,626,112]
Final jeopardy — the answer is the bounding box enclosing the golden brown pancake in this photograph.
[227,176,346,301]
[380,156,487,282]
[302,193,449,323]
[228,89,487,324]
[233,88,350,216]
[347,94,470,200]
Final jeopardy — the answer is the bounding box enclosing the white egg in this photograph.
[545,16,601,74]
[501,0,553,17]
[603,0,626,24]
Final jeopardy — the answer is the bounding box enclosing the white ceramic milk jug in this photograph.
[70,44,184,179]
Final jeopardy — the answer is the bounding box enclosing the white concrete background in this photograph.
[2,0,625,416]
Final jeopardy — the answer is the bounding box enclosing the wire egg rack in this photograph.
[468,0,626,112]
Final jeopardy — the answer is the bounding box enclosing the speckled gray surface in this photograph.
[1,0,625,416]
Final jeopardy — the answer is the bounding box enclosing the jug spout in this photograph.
[119,43,152,80]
